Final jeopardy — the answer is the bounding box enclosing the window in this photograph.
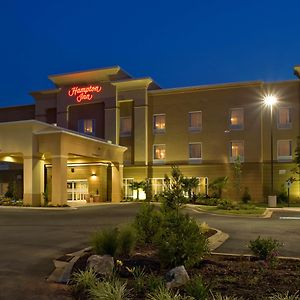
[153,114,166,133]
[78,119,95,135]
[277,140,292,161]
[120,116,132,137]
[229,108,244,130]
[153,144,166,162]
[278,107,292,129]
[123,178,134,199]
[189,111,202,131]
[189,143,202,160]
[151,178,166,195]
[230,141,244,162]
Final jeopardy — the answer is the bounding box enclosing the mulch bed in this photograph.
[70,243,300,300]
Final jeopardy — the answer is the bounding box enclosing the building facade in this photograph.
[0,65,300,205]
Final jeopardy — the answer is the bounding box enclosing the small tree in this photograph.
[182,177,199,202]
[233,155,243,199]
[208,176,228,199]
[159,165,187,214]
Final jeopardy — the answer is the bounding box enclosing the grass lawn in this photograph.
[197,205,266,216]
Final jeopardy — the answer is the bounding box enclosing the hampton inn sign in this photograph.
[67,85,102,102]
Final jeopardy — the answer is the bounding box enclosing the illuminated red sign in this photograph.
[68,85,102,103]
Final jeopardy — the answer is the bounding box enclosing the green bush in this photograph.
[155,211,210,268]
[134,203,162,244]
[248,236,282,260]
[91,228,119,257]
[117,226,137,257]
[70,269,98,299]
[185,275,210,300]
[217,199,238,210]
[195,196,219,206]
[92,226,137,258]
[268,291,300,300]
[241,187,251,204]
[89,279,130,300]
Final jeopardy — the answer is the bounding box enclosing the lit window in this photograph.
[151,178,166,195]
[277,140,292,161]
[188,111,202,131]
[189,143,202,160]
[123,178,134,199]
[153,144,166,161]
[153,114,166,133]
[230,141,244,162]
[229,108,244,130]
[78,119,95,135]
[278,107,292,129]
[120,117,132,137]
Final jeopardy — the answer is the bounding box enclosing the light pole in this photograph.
[264,95,277,204]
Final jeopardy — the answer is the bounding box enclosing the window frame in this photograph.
[229,108,244,130]
[277,140,292,161]
[153,114,166,134]
[120,116,132,137]
[277,107,292,129]
[188,111,202,132]
[229,140,244,162]
[188,142,202,161]
[153,144,166,163]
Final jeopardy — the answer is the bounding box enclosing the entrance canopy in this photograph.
[0,120,126,205]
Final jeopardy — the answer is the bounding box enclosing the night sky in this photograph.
[0,0,300,107]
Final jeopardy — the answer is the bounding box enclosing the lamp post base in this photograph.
[268,195,277,208]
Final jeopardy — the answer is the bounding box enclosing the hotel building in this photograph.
[0,66,300,205]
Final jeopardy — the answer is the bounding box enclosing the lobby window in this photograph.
[153,114,166,133]
[153,144,166,162]
[278,107,292,129]
[78,119,95,135]
[230,141,244,162]
[189,143,202,160]
[120,116,132,137]
[277,140,292,161]
[229,108,244,130]
[188,111,202,131]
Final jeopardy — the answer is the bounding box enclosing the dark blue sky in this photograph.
[0,0,300,107]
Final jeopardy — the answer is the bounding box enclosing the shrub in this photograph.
[156,211,210,268]
[117,226,137,257]
[248,236,282,261]
[208,176,228,199]
[146,286,193,300]
[185,275,210,300]
[89,279,130,300]
[195,196,219,206]
[91,228,119,256]
[217,199,238,210]
[268,291,300,300]
[70,269,98,299]
[241,187,251,204]
[134,203,162,244]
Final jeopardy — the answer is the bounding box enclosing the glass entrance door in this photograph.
[67,180,88,201]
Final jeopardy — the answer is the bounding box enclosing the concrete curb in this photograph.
[208,228,229,251]
[0,206,77,210]
[47,247,92,283]
[211,252,300,261]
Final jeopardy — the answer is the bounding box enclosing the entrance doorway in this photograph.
[67,179,88,201]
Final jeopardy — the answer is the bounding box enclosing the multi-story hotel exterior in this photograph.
[0,65,300,205]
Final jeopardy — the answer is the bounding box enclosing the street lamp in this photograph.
[264,94,277,205]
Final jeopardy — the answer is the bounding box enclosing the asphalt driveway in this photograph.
[0,203,299,299]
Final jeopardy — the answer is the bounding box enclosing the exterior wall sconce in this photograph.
[91,173,97,177]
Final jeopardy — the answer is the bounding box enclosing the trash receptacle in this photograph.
[268,195,277,208]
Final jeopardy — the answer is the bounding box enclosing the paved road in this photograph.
[0,203,299,299]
